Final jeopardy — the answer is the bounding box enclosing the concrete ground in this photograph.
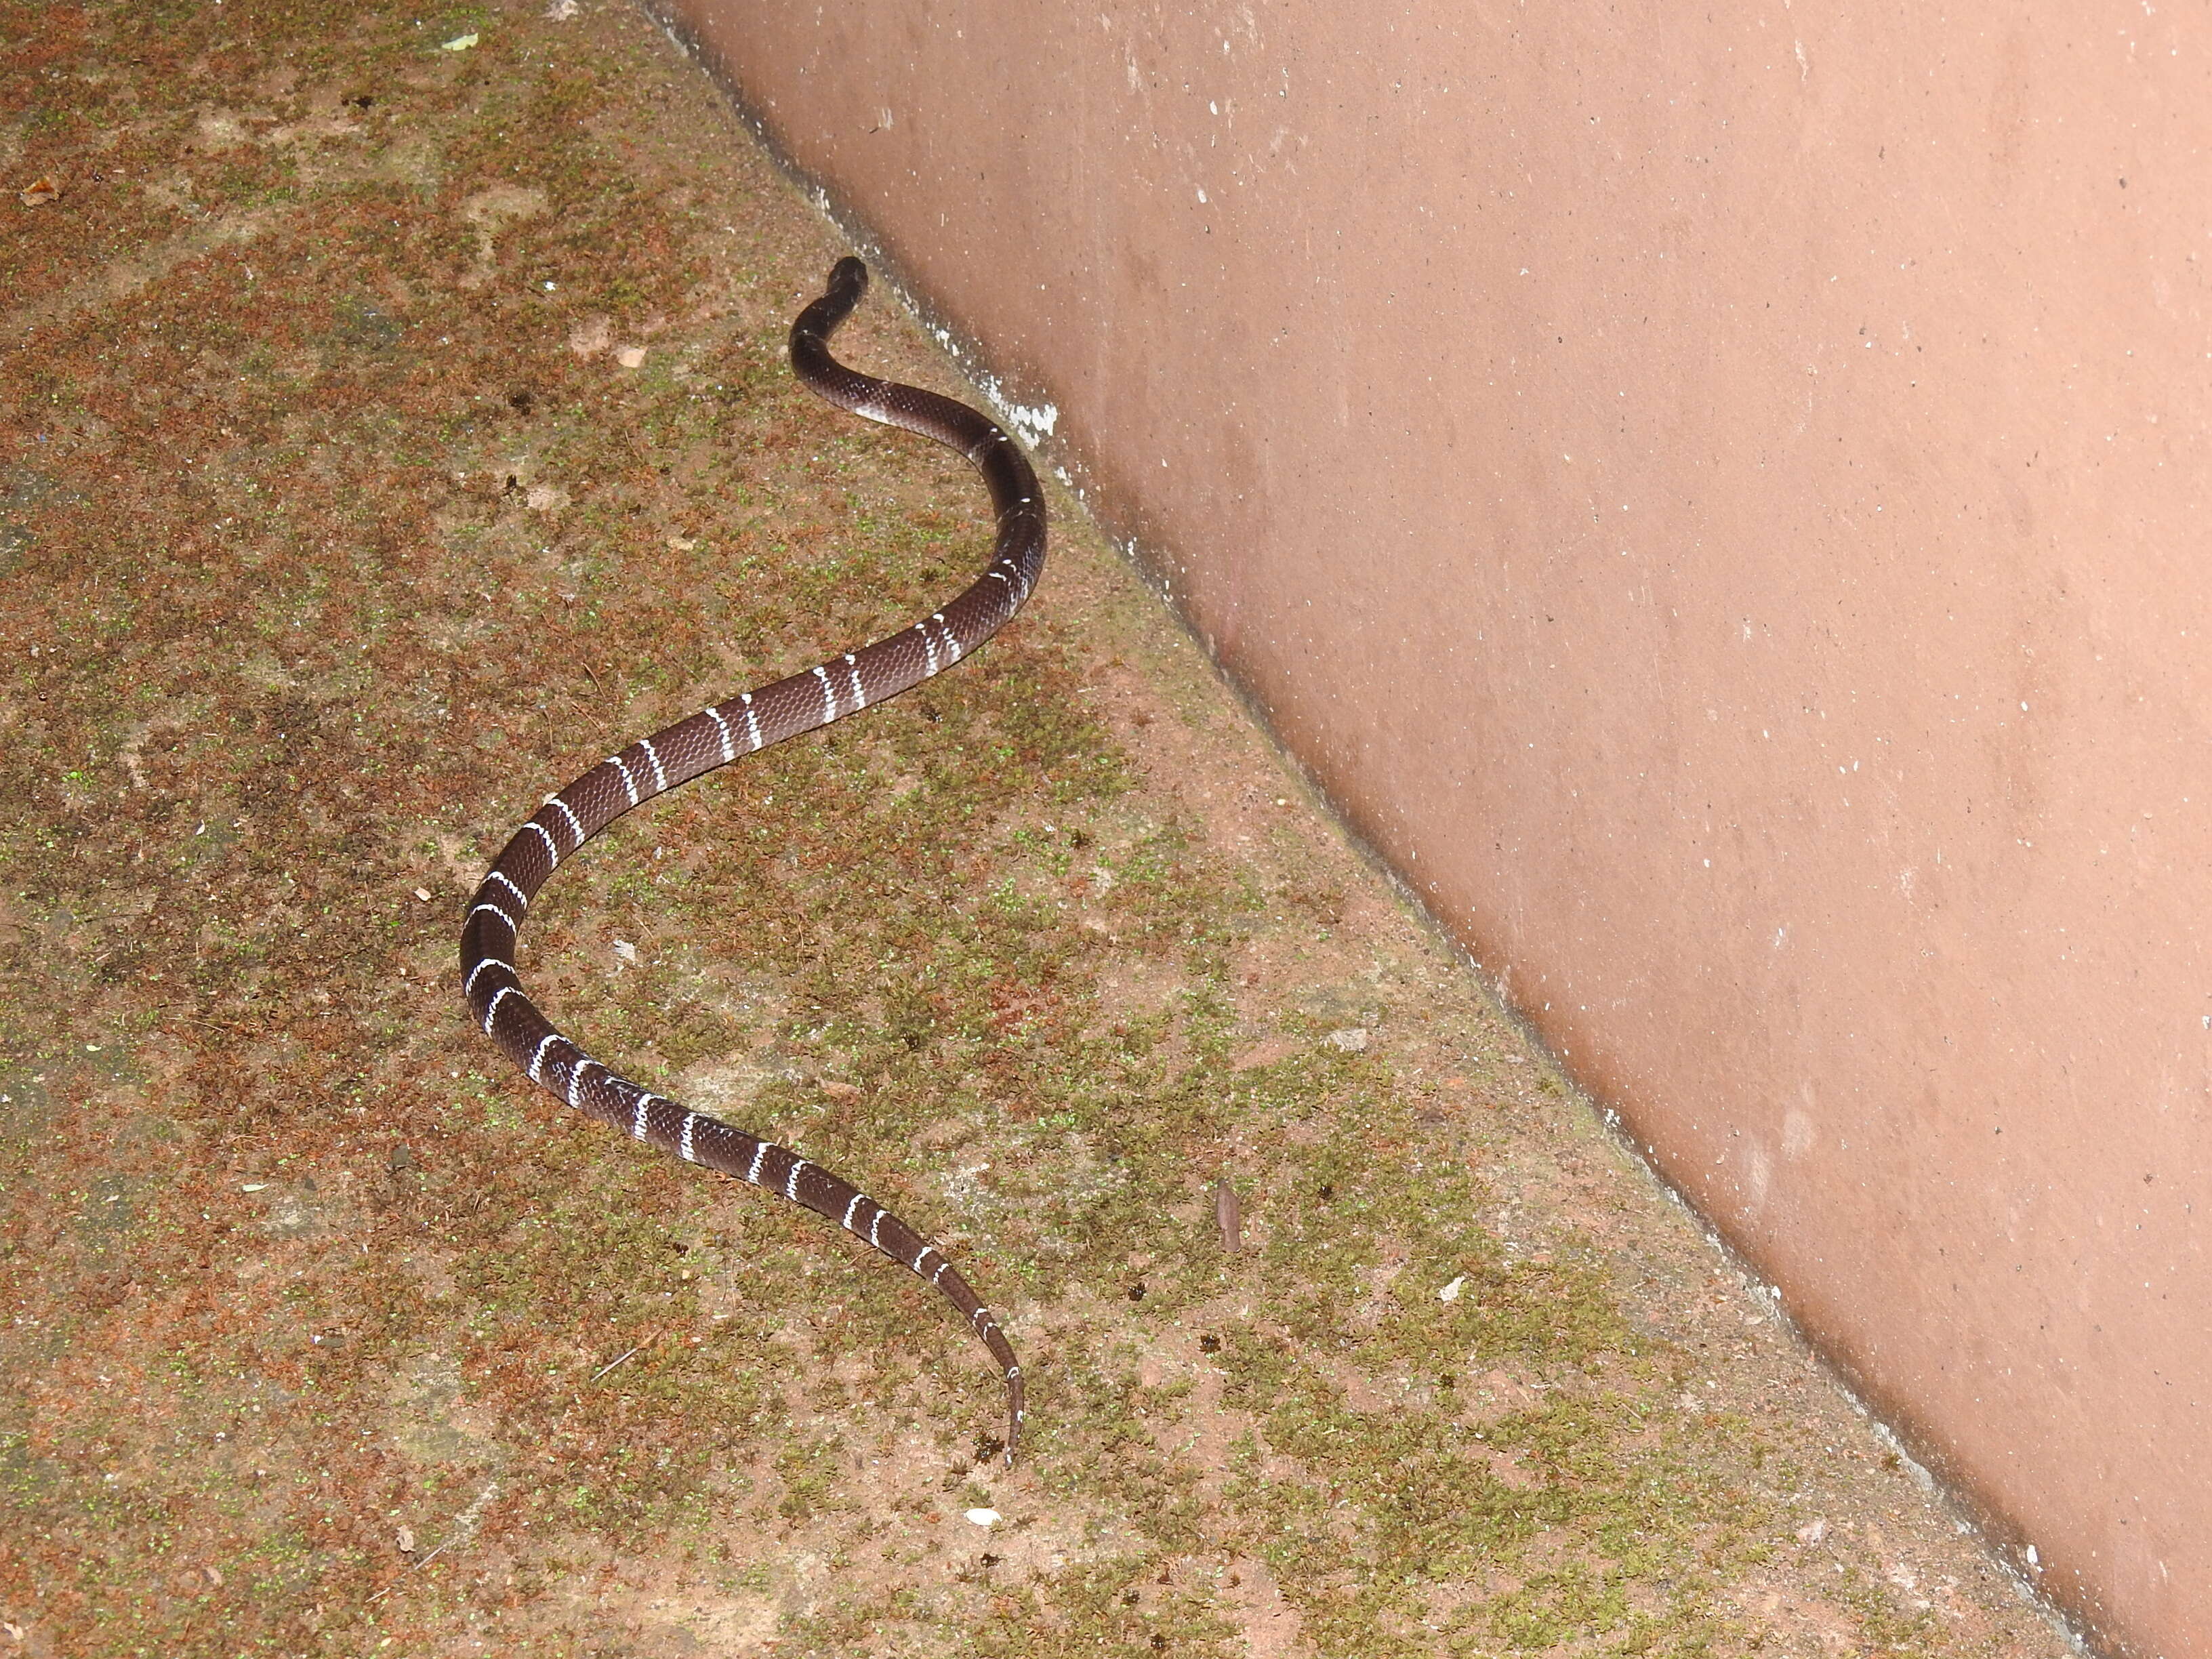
[0,2,2078,1654]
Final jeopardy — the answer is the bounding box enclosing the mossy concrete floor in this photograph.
[0,4,2077,1656]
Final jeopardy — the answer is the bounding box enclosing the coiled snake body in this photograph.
[460,258,1042,1458]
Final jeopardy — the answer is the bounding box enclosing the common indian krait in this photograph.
[459,256,1043,1460]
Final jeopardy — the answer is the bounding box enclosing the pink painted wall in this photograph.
[652,1,2212,1649]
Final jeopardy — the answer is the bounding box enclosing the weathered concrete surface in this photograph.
[0,2,2089,1653]
[660,1,2212,1651]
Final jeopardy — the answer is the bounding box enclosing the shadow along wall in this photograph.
[658,1,2212,1650]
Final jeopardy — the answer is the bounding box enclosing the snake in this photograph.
[459,257,1044,1460]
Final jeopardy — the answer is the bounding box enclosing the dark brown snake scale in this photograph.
[460,258,1043,1460]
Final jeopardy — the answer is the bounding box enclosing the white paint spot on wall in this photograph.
[1743,1139,1772,1215]
[978,381,1058,448]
